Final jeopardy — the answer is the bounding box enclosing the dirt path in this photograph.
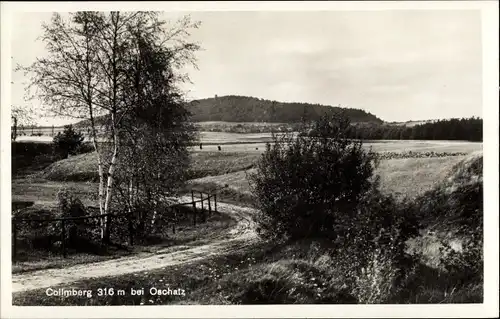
[12,198,259,293]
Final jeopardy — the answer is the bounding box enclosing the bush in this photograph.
[53,125,85,158]
[74,142,95,155]
[331,187,420,303]
[12,141,62,176]
[248,112,379,242]
[56,188,94,246]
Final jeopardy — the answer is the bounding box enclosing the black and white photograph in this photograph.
[1,1,498,318]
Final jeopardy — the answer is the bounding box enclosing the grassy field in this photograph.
[12,179,98,208]
[188,155,470,202]
[16,131,482,150]
[189,138,482,154]
[189,151,260,179]
[15,139,480,206]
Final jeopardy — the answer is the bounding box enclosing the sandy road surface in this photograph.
[12,198,258,293]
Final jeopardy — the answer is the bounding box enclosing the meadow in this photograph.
[12,134,482,217]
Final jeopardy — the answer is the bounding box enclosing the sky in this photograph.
[11,10,483,126]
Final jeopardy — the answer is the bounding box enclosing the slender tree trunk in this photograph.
[128,178,133,208]
[102,14,120,243]
[89,119,105,239]
[103,116,119,242]
[151,199,157,234]
[12,117,17,141]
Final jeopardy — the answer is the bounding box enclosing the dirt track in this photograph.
[11,198,258,293]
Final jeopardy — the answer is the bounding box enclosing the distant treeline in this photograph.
[315,117,482,142]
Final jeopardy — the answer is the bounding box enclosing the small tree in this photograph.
[53,124,84,158]
[11,105,34,141]
[248,112,379,242]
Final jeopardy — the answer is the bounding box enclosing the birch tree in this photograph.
[113,15,199,238]
[20,11,200,241]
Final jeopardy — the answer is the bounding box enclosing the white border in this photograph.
[1,1,498,318]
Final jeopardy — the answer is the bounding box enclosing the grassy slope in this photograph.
[376,155,467,199]
[189,155,469,203]
[36,151,261,181]
[12,179,98,208]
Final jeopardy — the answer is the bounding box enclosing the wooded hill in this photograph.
[187,95,383,123]
[74,95,383,127]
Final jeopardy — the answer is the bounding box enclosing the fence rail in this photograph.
[11,189,218,260]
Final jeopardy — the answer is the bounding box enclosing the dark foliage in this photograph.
[339,117,482,142]
[187,95,383,124]
[52,125,85,158]
[77,95,383,126]
[11,141,63,177]
[74,142,95,155]
[111,27,198,236]
[248,112,380,242]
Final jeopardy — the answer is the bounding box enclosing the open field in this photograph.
[12,179,98,208]
[14,138,481,203]
[188,155,470,202]
[190,138,482,154]
[15,131,483,151]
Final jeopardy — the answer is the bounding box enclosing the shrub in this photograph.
[332,187,420,303]
[12,141,62,176]
[353,247,401,303]
[56,188,94,246]
[248,112,379,242]
[74,142,95,155]
[52,124,85,158]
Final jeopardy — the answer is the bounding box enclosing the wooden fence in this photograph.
[11,190,218,260]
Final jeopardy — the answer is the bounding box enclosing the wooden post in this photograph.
[61,220,66,258]
[191,190,195,203]
[192,201,197,227]
[172,207,176,234]
[214,194,217,213]
[128,213,134,246]
[106,215,112,244]
[200,195,205,221]
[208,194,212,219]
[12,220,17,260]
[200,192,204,211]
